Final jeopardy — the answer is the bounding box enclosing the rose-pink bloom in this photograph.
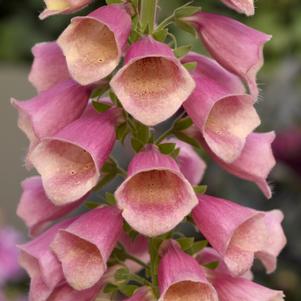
[51,206,123,290]
[0,227,22,285]
[124,287,155,301]
[29,105,119,205]
[28,42,70,92]
[119,232,150,273]
[158,242,218,301]
[197,248,285,301]
[18,219,74,301]
[192,195,286,276]
[58,5,131,85]
[11,80,90,160]
[40,0,92,19]
[165,138,206,185]
[115,145,198,237]
[187,13,271,97]
[205,132,276,198]
[110,36,195,126]
[219,0,254,16]
[183,53,260,163]
[17,176,84,236]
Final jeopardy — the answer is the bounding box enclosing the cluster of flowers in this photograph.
[12,0,287,300]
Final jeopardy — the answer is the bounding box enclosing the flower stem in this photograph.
[140,0,157,33]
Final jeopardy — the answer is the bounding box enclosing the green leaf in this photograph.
[116,122,129,143]
[118,284,139,297]
[85,201,99,209]
[135,122,150,144]
[175,6,202,18]
[177,237,194,251]
[193,185,207,194]
[175,20,198,38]
[106,0,122,4]
[103,283,118,294]
[174,44,192,58]
[174,117,193,131]
[93,172,116,191]
[105,192,116,205]
[153,28,169,42]
[204,261,220,270]
[101,160,117,174]
[171,147,181,159]
[90,84,109,98]
[183,61,197,72]
[158,143,176,155]
[174,132,200,148]
[92,101,111,113]
[186,240,208,255]
[115,268,130,281]
[131,138,144,153]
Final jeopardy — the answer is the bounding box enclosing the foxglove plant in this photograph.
[13,0,286,300]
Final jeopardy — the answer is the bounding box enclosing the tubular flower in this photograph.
[29,105,119,205]
[186,13,271,97]
[40,0,93,20]
[18,219,74,301]
[219,0,255,16]
[197,248,285,301]
[110,36,195,126]
[28,42,70,92]
[203,132,276,198]
[183,53,260,163]
[11,80,90,156]
[58,5,131,85]
[192,195,286,276]
[51,206,123,290]
[165,138,206,185]
[115,145,198,237]
[158,242,218,301]
[17,176,84,236]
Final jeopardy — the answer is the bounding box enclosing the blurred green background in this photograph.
[0,0,300,300]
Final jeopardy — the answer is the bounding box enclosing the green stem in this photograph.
[128,273,153,287]
[155,111,186,144]
[125,253,149,269]
[140,0,157,33]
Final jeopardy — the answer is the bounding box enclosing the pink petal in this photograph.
[0,228,23,285]
[40,0,92,19]
[11,80,90,157]
[17,176,84,236]
[183,53,260,163]
[115,145,198,237]
[29,106,118,205]
[110,36,195,126]
[219,0,255,16]
[208,132,276,198]
[165,138,206,185]
[158,242,218,301]
[192,195,267,276]
[188,13,271,97]
[256,210,287,273]
[51,206,122,290]
[28,42,70,92]
[119,232,150,273]
[213,274,285,301]
[18,220,74,301]
[58,5,131,85]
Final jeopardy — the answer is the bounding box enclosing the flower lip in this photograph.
[58,17,119,85]
[110,37,195,126]
[30,138,99,205]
